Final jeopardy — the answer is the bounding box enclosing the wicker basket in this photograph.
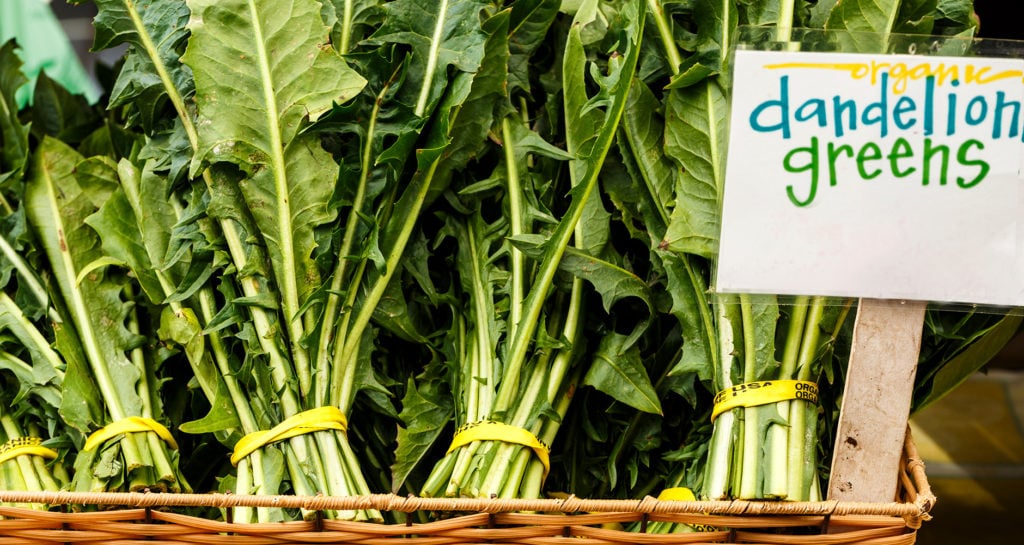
[0,432,933,545]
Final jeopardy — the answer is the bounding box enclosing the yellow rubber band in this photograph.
[447,421,550,479]
[711,380,819,422]
[231,406,348,466]
[656,488,719,532]
[657,487,696,501]
[84,417,178,452]
[0,438,58,465]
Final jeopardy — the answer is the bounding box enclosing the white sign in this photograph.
[716,49,1024,306]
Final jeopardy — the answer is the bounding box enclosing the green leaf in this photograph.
[739,0,781,26]
[505,120,573,161]
[369,0,489,117]
[0,299,60,381]
[509,235,653,347]
[322,0,383,54]
[432,9,512,190]
[660,251,716,382]
[496,0,647,414]
[914,313,1023,413]
[620,77,675,231]
[57,320,105,434]
[74,156,121,209]
[29,72,102,145]
[0,40,29,182]
[808,0,840,28]
[585,332,663,415]
[85,0,193,129]
[85,158,177,305]
[184,0,366,378]
[686,0,735,76]
[371,276,432,344]
[507,0,561,94]
[744,295,779,380]
[825,0,901,53]
[392,376,453,491]
[662,80,727,258]
[179,379,242,434]
[894,0,938,35]
[156,305,241,436]
[26,137,143,424]
[935,0,976,30]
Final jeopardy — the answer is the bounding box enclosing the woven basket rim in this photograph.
[0,430,934,524]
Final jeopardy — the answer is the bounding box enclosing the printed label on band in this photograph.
[231,406,348,466]
[448,420,550,479]
[711,380,819,421]
[84,416,179,452]
[0,437,58,465]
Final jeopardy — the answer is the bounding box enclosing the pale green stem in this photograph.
[233,457,256,523]
[786,395,818,500]
[444,441,483,497]
[0,416,43,496]
[124,0,199,151]
[246,0,312,398]
[26,424,59,492]
[647,0,683,74]
[516,369,581,499]
[738,295,762,499]
[503,117,526,340]
[795,297,827,381]
[340,0,355,54]
[703,297,738,499]
[125,0,309,489]
[333,158,439,411]
[704,410,735,499]
[126,301,177,489]
[762,400,790,499]
[37,179,125,420]
[337,433,380,520]
[315,74,388,409]
[764,296,809,498]
[480,349,554,496]
[421,450,457,497]
[778,296,810,377]
[785,296,827,498]
[415,0,450,116]
[311,431,353,519]
[467,221,494,421]
[777,0,795,42]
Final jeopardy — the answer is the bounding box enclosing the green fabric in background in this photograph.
[1,0,99,107]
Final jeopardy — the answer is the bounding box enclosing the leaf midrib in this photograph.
[246,0,304,357]
[416,0,450,116]
[36,152,126,420]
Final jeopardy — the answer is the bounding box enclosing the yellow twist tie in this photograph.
[447,421,550,479]
[657,487,696,501]
[657,487,719,532]
[711,380,819,422]
[84,417,178,452]
[231,406,348,466]
[0,437,58,465]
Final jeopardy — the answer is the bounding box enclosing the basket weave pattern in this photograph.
[0,435,933,544]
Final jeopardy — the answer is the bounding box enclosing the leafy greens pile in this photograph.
[0,0,1016,523]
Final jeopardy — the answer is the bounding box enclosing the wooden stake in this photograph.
[827,298,926,502]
